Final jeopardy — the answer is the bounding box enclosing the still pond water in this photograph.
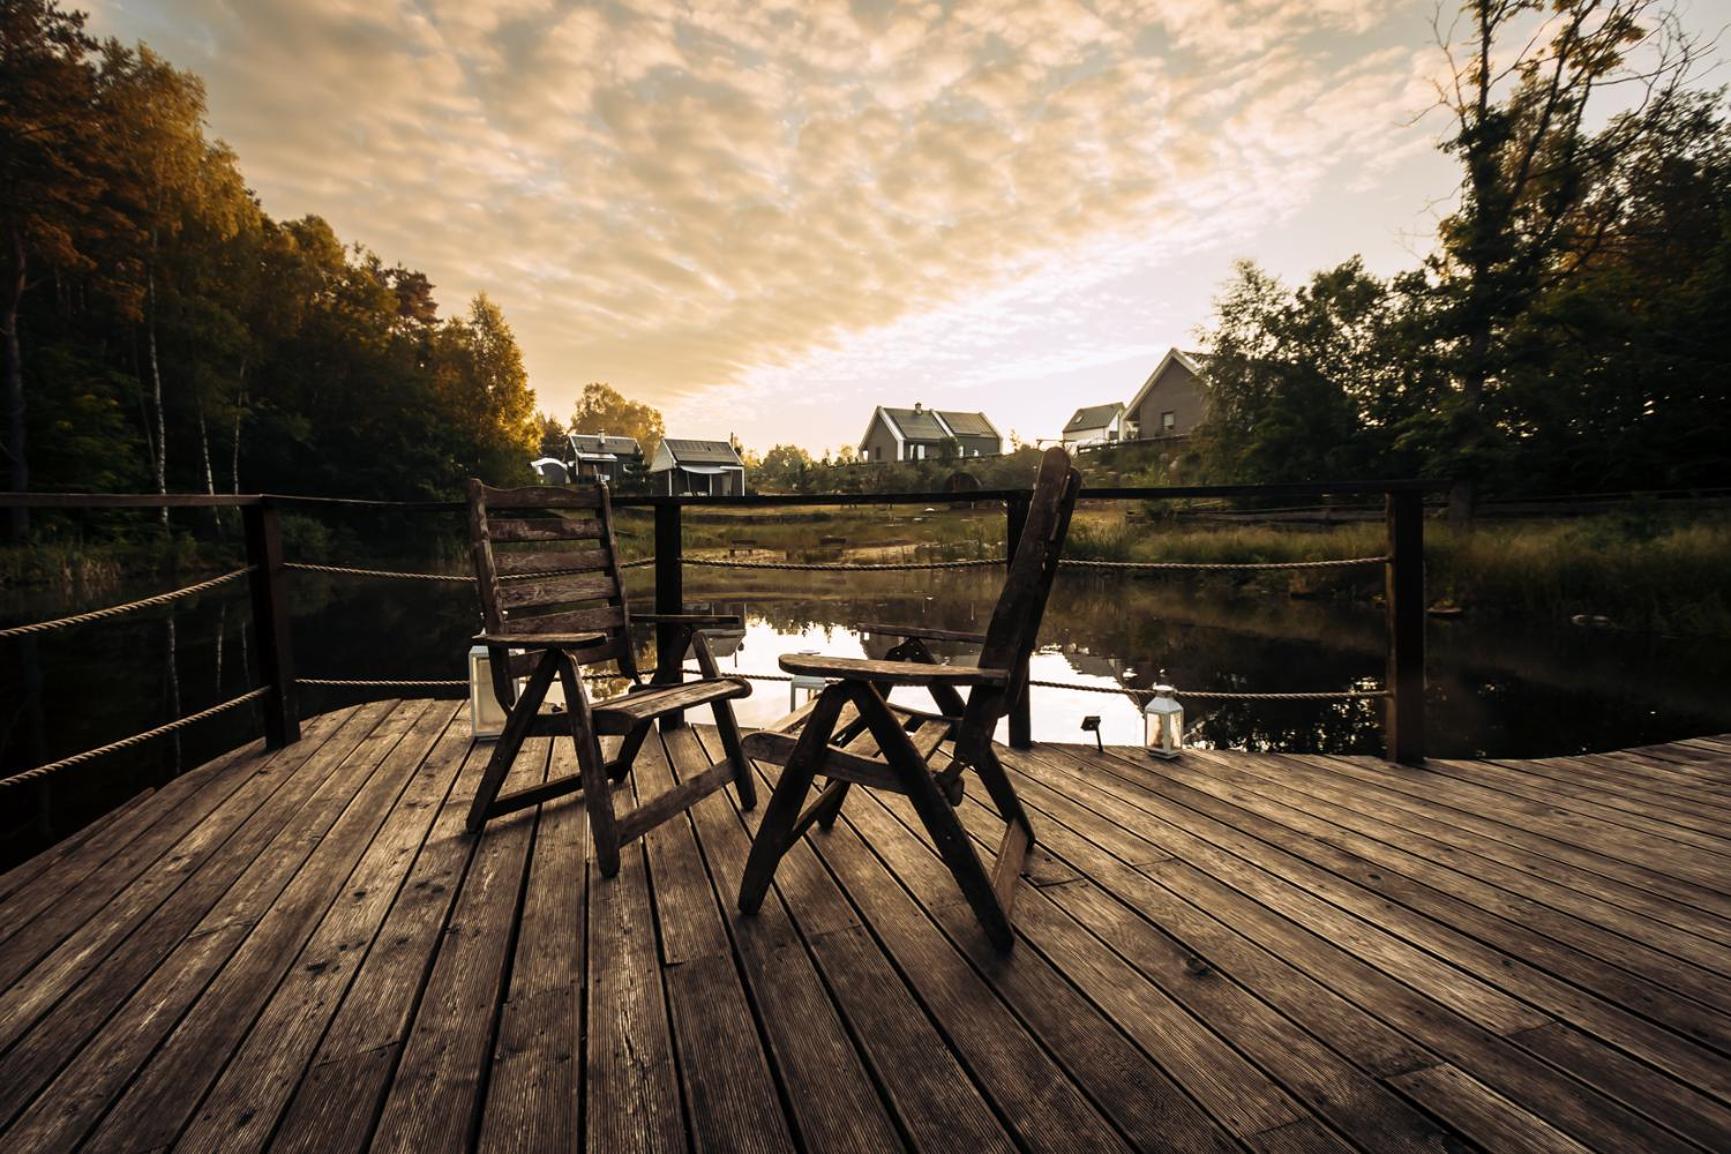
[5,564,1729,865]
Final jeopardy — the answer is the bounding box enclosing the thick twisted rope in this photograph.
[1028,678,1388,701]
[683,556,1003,572]
[298,677,468,689]
[0,568,255,641]
[285,562,472,583]
[285,558,655,582]
[1061,555,1389,572]
[0,688,272,789]
[680,667,1382,699]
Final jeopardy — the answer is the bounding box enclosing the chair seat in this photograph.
[592,677,751,735]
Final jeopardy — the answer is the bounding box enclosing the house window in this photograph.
[913,444,926,460]
[1161,411,1177,431]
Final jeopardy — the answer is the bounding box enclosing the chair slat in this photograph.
[493,547,611,576]
[508,604,628,635]
[497,571,618,611]
[480,484,604,510]
[488,516,604,542]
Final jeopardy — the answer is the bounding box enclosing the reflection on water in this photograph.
[6,565,1730,865]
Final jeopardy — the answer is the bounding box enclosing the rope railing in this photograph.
[285,562,472,583]
[277,553,1388,582]
[298,677,468,689]
[0,687,272,790]
[683,666,1383,700]
[0,568,255,640]
[283,558,655,583]
[681,556,1004,572]
[1060,555,1388,572]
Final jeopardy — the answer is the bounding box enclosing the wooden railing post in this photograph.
[654,501,686,729]
[242,500,299,749]
[1004,494,1032,749]
[1385,489,1425,765]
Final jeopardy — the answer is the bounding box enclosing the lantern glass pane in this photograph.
[469,645,510,739]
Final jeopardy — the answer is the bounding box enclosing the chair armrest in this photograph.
[629,613,743,627]
[856,622,988,644]
[778,653,1009,687]
[475,630,606,650]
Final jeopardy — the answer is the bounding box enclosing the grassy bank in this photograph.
[7,499,1724,638]
[1065,512,1731,637]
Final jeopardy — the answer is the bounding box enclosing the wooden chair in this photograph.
[465,479,757,877]
[737,447,1082,950]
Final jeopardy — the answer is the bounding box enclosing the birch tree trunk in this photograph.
[146,265,168,528]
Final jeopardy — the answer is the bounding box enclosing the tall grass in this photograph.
[1065,512,1731,637]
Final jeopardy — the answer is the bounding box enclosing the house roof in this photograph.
[935,410,999,439]
[569,433,641,457]
[1127,348,1211,418]
[874,407,1002,445]
[1063,402,1124,434]
[880,407,949,441]
[655,438,745,469]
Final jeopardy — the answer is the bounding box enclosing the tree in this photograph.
[1431,0,1704,516]
[754,443,814,492]
[1195,260,1437,485]
[534,411,567,459]
[0,1,112,538]
[98,42,236,523]
[569,381,664,461]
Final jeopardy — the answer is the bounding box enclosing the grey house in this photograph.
[1126,349,1209,440]
[647,438,747,496]
[1060,402,1125,448]
[858,404,1002,462]
[567,433,643,483]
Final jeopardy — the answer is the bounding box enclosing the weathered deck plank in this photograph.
[1,701,1728,1153]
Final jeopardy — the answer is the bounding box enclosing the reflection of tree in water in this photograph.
[1188,696,1384,756]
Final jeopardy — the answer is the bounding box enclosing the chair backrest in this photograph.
[958,446,1082,754]
[467,479,643,681]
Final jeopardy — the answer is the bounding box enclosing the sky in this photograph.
[84,0,1571,454]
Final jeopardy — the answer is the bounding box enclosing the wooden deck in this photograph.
[3,701,1730,1153]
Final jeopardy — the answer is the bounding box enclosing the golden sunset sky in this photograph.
[85,0,1719,455]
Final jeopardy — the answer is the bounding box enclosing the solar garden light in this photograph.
[1080,715,1104,753]
[789,649,827,710]
[1143,675,1183,760]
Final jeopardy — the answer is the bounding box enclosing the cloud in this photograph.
[92,0,1439,446]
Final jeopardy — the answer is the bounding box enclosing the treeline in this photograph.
[1,2,539,541]
[1192,0,1731,511]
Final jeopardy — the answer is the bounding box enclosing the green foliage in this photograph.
[569,382,665,463]
[1,3,541,528]
[1192,4,1730,502]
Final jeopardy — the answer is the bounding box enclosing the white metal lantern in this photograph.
[789,649,826,710]
[1144,680,1183,760]
[469,644,512,740]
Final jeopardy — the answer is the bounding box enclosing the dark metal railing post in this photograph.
[1004,494,1032,749]
[1385,488,1425,765]
[654,501,686,729]
[242,500,299,749]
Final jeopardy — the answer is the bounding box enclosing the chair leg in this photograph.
[691,628,756,811]
[608,721,653,782]
[811,780,850,831]
[967,745,1035,841]
[467,649,559,834]
[557,654,621,877]
[738,684,848,914]
[710,698,757,811]
[852,683,1015,951]
[890,637,967,718]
